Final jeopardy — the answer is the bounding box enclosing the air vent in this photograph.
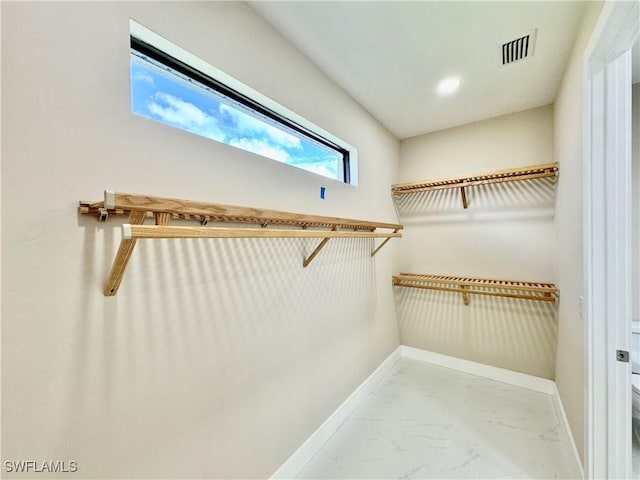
[501,29,536,65]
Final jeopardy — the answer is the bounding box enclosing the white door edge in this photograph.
[583,1,638,478]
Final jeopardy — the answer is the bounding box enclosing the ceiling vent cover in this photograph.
[501,29,537,66]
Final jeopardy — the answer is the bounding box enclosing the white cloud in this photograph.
[228,138,290,163]
[144,92,323,166]
[219,104,301,149]
[200,125,225,143]
[146,92,224,142]
[133,70,155,86]
[148,92,208,127]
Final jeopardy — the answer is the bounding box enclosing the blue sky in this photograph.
[130,56,340,180]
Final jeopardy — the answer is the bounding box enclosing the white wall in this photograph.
[0,2,400,478]
[552,0,603,466]
[632,83,639,323]
[397,105,558,379]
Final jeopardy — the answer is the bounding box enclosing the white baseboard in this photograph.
[400,345,556,395]
[270,346,402,479]
[552,383,585,479]
[271,345,582,479]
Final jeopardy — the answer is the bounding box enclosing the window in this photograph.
[129,21,356,184]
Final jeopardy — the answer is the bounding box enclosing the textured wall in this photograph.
[552,0,603,466]
[397,105,558,379]
[1,2,400,478]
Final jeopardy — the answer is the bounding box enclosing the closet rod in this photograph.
[102,191,402,231]
[393,273,558,305]
[393,281,556,303]
[394,273,557,294]
[122,225,401,240]
[391,162,558,196]
[80,191,403,295]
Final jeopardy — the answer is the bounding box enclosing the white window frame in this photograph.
[129,19,359,186]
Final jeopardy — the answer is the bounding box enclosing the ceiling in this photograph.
[250,1,587,139]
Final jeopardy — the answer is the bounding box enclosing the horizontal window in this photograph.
[130,21,356,184]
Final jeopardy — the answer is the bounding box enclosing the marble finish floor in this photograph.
[297,358,581,479]
[633,419,639,479]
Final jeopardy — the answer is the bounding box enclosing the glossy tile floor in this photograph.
[297,358,581,479]
[633,419,639,479]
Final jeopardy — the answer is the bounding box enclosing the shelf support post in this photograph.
[103,210,147,296]
[460,285,470,305]
[154,212,172,226]
[303,227,336,268]
[371,228,399,257]
[460,186,468,209]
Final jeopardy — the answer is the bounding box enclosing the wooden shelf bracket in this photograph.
[103,210,147,296]
[460,186,468,209]
[459,284,469,305]
[371,228,400,257]
[80,191,403,295]
[392,273,558,306]
[303,227,336,268]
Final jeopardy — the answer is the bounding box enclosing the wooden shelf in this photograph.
[392,273,558,305]
[80,191,402,296]
[391,162,558,209]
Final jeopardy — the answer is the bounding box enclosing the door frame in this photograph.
[583,1,638,478]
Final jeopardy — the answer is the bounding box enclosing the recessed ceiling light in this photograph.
[437,77,461,95]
